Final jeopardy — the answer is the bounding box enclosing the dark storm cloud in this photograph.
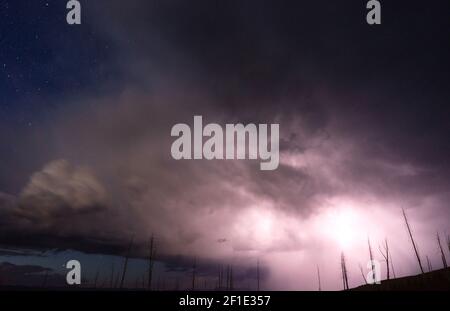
[0,261,49,277]
[0,160,128,255]
[85,0,450,177]
[0,262,66,287]
[0,248,45,257]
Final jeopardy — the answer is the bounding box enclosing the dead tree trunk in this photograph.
[317,265,322,291]
[341,252,349,290]
[359,263,368,285]
[94,267,100,289]
[148,234,156,290]
[217,265,222,290]
[437,232,448,268]
[230,266,234,291]
[192,257,197,291]
[447,235,450,254]
[368,237,376,282]
[379,238,390,280]
[390,252,397,278]
[119,235,134,289]
[426,256,433,272]
[257,259,260,291]
[402,208,424,273]
[226,265,230,291]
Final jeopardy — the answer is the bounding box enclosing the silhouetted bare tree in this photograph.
[368,237,376,282]
[359,263,368,285]
[390,252,397,278]
[226,265,230,290]
[317,265,322,291]
[257,259,260,291]
[230,266,234,290]
[447,235,450,254]
[119,235,134,289]
[341,252,349,290]
[147,234,156,290]
[93,266,100,288]
[426,256,433,272]
[378,238,390,280]
[218,264,224,290]
[402,208,424,273]
[436,232,448,268]
[192,257,197,290]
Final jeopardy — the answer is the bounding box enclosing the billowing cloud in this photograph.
[18,159,107,221]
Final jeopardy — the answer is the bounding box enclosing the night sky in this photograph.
[0,0,449,290]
